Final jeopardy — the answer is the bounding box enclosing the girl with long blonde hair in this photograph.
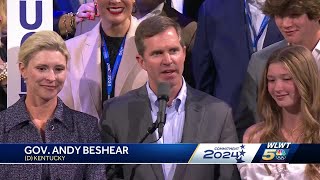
[239,45,320,180]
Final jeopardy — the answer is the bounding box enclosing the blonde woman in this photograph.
[0,31,105,179]
[238,45,320,179]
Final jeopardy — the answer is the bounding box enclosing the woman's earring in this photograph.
[132,2,137,14]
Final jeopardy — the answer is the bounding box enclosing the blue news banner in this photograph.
[0,143,318,164]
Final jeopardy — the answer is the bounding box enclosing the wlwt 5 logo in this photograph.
[261,142,290,162]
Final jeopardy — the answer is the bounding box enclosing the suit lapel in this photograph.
[181,86,203,142]
[130,86,204,180]
[80,23,102,117]
[129,86,165,180]
[174,86,203,180]
[151,164,165,180]
[127,86,157,143]
[263,18,283,48]
[114,16,140,96]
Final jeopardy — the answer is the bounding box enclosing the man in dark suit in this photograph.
[191,0,283,112]
[101,16,239,180]
[183,0,204,21]
[167,0,204,21]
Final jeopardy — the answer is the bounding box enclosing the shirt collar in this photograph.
[146,78,187,113]
[247,0,265,9]
[53,97,65,122]
[4,96,67,132]
[312,40,320,57]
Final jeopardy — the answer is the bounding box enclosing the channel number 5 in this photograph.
[262,149,276,161]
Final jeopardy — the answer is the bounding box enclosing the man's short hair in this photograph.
[135,16,184,56]
[263,0,320,20]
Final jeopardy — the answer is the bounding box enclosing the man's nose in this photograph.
[162,53,173,65]
[282,16,293,28]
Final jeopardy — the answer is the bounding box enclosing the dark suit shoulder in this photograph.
[162,4,195,28]
[251,40,287,61]
[248,40,287,76]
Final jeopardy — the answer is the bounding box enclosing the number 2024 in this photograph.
[203,150,239,159]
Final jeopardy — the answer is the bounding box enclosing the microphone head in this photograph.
[157,82,170,102]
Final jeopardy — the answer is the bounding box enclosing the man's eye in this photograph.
[55,68,65,72]
[152,52,162,56]
[37,67,46,71]
[170,49,178,53]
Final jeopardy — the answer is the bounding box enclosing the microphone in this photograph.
[157,82,170,139]
[107,83,169,179]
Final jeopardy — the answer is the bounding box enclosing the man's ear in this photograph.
[136,54,146,71]
[182,46,187,62]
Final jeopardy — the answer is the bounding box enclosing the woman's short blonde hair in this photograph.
[18,30,70,66]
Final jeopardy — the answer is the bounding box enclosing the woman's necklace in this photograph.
[281,124,304,143]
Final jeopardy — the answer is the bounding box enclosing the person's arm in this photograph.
[100,100,118,143]
[234,54,259,141]
[57,13,76,39]
[55,2,98,39]
[99,101,125,179]
[0,58,7,94]
[191,2,215,95]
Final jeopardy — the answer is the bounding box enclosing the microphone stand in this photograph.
[139,120,159,143]
[108,82,169,179]
[107,120,161,179]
